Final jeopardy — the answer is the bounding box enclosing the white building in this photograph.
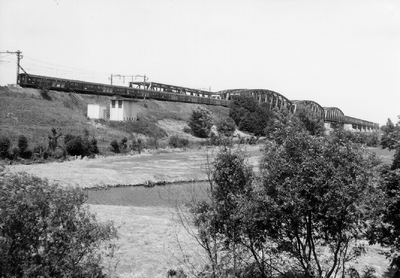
[110,98,139,121]
[87,104,107,119]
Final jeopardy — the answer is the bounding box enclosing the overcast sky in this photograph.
[1,0,399,125]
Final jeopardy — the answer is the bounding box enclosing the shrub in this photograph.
[89,138,99,154]
[110,139,120,153]
[189,108,213,138]
[17,135,32,159]
[64,133,75,145]
[66,136,86,156]
[65,134,99,157]
[0,136,11,159]
[17,135,28,153]
[130,138,143,154]
[11,147,20,160]
[32,144,49,160]
[119,137,128,153]
[0,173,117,277]
[168,135,189,148]
[216,117,236,137]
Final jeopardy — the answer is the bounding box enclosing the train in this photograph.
[17,72,379,130]
[17,73,230,107]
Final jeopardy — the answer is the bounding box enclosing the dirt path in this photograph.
[7,146,263,188]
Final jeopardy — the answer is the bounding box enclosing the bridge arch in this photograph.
[291,100,325,119]
[218,89,294,111]
[324,107,345,123]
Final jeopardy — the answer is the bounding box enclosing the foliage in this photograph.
[0,136,11,159]
[168,135,189,148]
[119,137,128,153]
[367,117,400,270]
[189,120,383,277]
[189,108,213,138]
[48,127,62,154]
[229,96,275,136]
[17,135,28,153]
[0,173,117,277]
[130,137,143,154]
[257,126,382,277]
[65,132,99,157]
[32,144,49,160]
[329,129,380,147]
[381,117,400,151]
[294,105,325,136]
[17,135,32,159]
[110,139,120,153]
[216,117,236,138]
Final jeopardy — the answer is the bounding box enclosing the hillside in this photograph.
[0,86,230,150]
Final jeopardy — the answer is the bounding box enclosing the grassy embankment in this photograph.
[0,85,229,151]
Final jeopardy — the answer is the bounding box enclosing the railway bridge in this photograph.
[219,89,379,132]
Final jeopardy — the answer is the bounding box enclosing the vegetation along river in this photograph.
[86,181,210,207]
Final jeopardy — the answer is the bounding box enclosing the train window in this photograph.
[118,100,122,108]
[111,100,116,108]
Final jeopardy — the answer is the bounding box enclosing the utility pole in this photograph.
[0,50,23,85]
[110,74,148,87]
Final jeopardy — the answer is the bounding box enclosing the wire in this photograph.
[23,56,111,75]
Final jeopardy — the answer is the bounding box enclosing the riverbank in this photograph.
[6,145,263,189]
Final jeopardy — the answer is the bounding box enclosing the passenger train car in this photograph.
[17,73,229,107]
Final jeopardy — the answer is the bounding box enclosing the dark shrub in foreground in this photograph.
[0,173,117,277]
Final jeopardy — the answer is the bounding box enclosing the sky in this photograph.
[0,0,399,126]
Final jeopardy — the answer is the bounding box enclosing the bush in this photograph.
[32,144,50,160]
[189,108,213,138]
[168,135,189,148]
[66,136,86,156]
[17,135,32,159]
[216,117,236,137]
[17,135,28,153]
[0,136,11,159]
[119,137,128,153]
[229,96,275,136]
[110,139,120,153]
[0,173,117,277]
[183,126,192,134]
[65,133,99,157]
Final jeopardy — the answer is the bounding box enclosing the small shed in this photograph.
[87,104,107,119]
[110,98,139,121]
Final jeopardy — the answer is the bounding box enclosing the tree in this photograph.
[48,127,62,154]
[0,136,11,159]
[189,147,257,277]
[110,139,120,153]
[367,117,400,273]
[0,173,117,277]
[229,96,275,136]
[295,105,325,136]
[189,108,213,138]
[216,117,236,138]
[381,118,400,150]
[17,135,32,159]
[255,125,382,277]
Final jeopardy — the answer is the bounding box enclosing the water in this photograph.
[86,181,211,207]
